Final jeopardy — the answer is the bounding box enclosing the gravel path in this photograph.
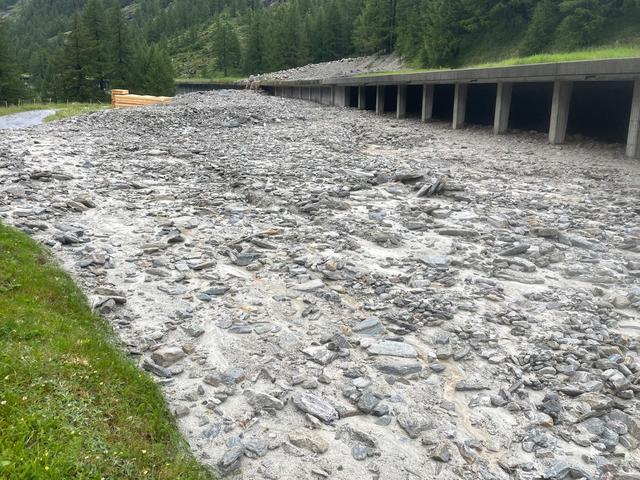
[1,90,639,480]
[0,109,55,129]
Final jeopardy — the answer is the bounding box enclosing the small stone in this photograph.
[294,279,325,291]
[431,442,452,462]
[368,341,417,358]
[219,445,243,472]
[174,405,190,418]
[288,429,329,454]
[397,413,427,438]
[292,392,339,423]
[244,389,285,410]
[373,360,422,376]
[419,255,451,268]
[352,317,384,336]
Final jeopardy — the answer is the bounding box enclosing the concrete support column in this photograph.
[334,86,347,107]
[397,85,407,119]
[493,82,513,134]
[422,84,434,122]
[549,81,573,144]
[376,85,385,115]
[453,83,468,129]
[358,86,366,110]
[627,79,640,159]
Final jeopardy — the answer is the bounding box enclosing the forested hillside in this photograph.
[1,0,640,103]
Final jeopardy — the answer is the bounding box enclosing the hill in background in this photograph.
[2,0,640,89]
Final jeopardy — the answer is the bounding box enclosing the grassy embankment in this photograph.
[175,77,243,84]
[353,45,640,78]
[0,223,215,479]
[0,103,109,121]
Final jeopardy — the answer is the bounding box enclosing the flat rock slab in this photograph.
[368,341,417,358]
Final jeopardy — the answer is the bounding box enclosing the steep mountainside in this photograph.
[3,0,640,82]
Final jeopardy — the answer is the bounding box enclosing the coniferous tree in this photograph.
[520,0,560,55]
[243,12,267,74]
[61,13,98,101]
[353,0,395,54]
[0,20,24,103]
[107,0,133,88]
[81,0,110,92]
[266,0,309,70]
[211,13,241,76]
[421,0,465,67]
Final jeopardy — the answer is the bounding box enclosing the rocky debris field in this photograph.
[251,53,404,82]
[1,89,640,480]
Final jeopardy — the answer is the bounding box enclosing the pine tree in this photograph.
[107,0,133,88]
[266,0,309,71]
[143,44,176,95]
[421,0,465,67]
[81,0,109,93]
[520,0,560,56]
[0,20,24,103]
[353,0,395,54]
[211,13,241,77]
[243,12,267,74]
[61,13,97,101]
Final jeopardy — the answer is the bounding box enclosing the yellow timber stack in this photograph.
[110,89,172,108]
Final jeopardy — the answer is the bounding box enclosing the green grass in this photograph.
[474,45,640,68]
[0,103,108,122]
[0,223,215,479]
[175,77,244,84]
[351,44,640,78]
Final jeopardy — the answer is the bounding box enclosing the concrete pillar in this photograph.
[334,86,347,107]
[422,84,434,122]
[376,85,385,115]
[453,83,467,129]
[397,85,407,119]
[358,86,366,110]
[549,81,573,144]
[626,79,640,159]
[493,82,513,134]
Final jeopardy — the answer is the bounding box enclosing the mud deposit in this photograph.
[1,90,639,479]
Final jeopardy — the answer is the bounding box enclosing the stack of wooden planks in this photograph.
[110,89,172,109]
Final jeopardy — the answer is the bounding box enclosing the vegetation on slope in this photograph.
[1,0,640,102]
[0,223,215,479]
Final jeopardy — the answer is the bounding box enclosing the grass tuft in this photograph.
[0,223,215,479]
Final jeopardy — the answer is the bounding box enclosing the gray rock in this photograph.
[292,392,339,423]
[368,341,417,358]
[302,345,338,365]
[288,429,329,453]
[419,255,451,268]
[151,346,186,367]
[244,437,268,458]
[244,389,285,410]
[374,359,422,376]
[431,442,452,462]
[352,317,384,336]
[397,413,427,438]
[294,278,325,291]
[499,243,530,256]
[219,445,243,472]
[142,357,172,378]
